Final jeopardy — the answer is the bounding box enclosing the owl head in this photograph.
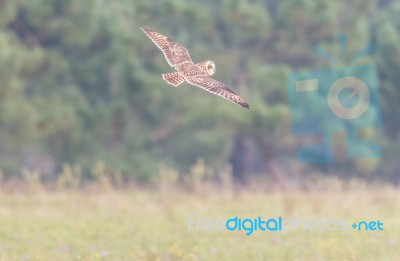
[197,60,216,76]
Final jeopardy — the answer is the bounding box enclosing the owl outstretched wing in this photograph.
[141,26,193,67]
[186,75,250,109]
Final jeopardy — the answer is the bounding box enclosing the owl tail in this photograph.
[162,72,185,87]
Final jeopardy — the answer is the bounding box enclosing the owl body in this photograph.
[141,26,249,109]
[175,62,199,77]
[174,61,213,78]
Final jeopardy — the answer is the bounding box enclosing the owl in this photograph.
[141,26,250,109]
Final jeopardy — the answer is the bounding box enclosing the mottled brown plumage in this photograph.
[141,26,250,109]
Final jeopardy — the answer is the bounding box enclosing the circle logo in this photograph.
[327,76,370,120]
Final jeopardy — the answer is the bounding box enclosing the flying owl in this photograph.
[140,26,250,109]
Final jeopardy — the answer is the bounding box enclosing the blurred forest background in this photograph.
[0,0,399,185]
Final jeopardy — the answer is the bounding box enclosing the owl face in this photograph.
[205,60,216,76]
[197,60,216,76]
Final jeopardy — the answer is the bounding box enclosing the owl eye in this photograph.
[207,65,213,70]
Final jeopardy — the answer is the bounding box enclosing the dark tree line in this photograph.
[0,0,399,182]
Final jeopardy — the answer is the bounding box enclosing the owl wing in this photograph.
[141,26,193,67]
[186,75,250,109]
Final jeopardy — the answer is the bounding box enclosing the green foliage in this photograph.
[0,0,398,181]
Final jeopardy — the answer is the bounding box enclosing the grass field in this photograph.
[0,179,398,261]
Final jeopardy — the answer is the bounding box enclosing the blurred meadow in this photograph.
[0,0,400,260]
[0,175,399,260]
